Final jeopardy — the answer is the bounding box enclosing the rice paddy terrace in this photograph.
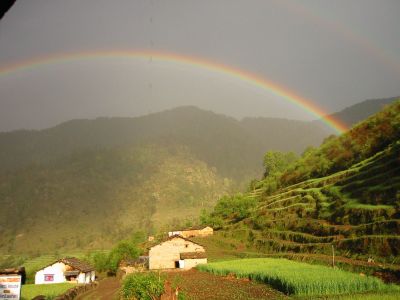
[228,139,400,261]
[217,101,400,262]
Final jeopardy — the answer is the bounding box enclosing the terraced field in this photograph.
[228,140,400,261]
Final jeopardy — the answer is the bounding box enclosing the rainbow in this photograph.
[0,50,348,133]
[278,0,400,76]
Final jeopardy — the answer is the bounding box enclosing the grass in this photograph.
[197,258,400,296]
[21,282,76,300]
[343,201,394,210]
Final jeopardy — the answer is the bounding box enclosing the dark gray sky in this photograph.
[0,0,399,131]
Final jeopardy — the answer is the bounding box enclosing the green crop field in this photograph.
[21,283,76,300]
[197,258,400,297]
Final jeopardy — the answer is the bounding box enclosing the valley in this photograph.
[1,98,399,300]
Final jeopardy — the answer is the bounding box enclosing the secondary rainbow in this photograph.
[0,50,348,133]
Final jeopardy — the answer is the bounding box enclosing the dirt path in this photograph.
[75,277,120,300]
[166,269,287,300]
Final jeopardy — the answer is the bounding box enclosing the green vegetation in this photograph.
[197,258,399,296]
[0,106,329,179]
[280,99,400,186]
[0,144,231,254]
[0,250,107,284]
[87,238,141,274]
[200,193,258,228]
[203,100,400,261]
[262,150,298,178]
[121,272,165,300]
[1,101,395,256]
[21,282,75,300]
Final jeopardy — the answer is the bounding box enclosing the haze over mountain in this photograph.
[1,97,398,254]
[0,105,326,254]
[320,96,399,128]
[0,106,329,180]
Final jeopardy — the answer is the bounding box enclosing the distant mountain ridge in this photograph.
[3,96,397,178]
[316,96,398,129]
[0,106,330,180]
[0,97,398,254]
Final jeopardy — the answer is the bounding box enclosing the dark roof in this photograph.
[41,257,94,272]
[64,270,80,276]
[0,267,25,275]
[180,252,207,259]
[59,257,94,272]
[170,226,212,232]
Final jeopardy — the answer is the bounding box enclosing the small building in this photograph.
[35,257,95,285]
[168,226,213,238]
[149,235,207,270]
[119,256,149,276]
[0,267,26,284]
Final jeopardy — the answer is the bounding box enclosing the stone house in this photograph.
[149,235,207,270]
[35,257,95,284]
[168,226,213,238]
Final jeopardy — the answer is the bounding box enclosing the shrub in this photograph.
[121,272,165,300]
[88,239,141,274]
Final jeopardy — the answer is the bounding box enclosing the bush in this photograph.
[121,272,165,300]
[88,239,141,274]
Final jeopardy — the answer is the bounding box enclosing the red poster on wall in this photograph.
[44,274,54,282]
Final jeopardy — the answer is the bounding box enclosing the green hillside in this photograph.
[204,99,400,260]
[0,144,231,254]
[0,106,331,255]
[1,101,397,256]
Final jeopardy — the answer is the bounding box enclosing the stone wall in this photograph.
[53,282,98,300]
[149,237,205,270]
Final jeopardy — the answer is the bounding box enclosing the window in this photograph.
[44,274,54,282]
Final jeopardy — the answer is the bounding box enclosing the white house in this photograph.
[35,257,95,284]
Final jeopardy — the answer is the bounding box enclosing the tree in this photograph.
[263,151,298,178]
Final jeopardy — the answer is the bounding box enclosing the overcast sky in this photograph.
[0,0,399,131]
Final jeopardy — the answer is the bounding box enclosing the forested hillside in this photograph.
[1,100,396,255]
[0,106,330,254]
[0,144,231,254]
[204,99,400,260]
[0,106,330,181]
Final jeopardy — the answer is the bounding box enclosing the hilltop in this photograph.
[204,99,400,261]
[315,96,398,129]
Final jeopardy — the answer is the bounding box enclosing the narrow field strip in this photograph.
[197,258,400,296]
